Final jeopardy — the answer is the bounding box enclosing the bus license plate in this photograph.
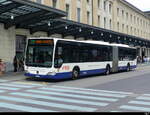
[35,75,40,78]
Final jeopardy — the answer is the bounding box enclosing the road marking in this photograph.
[143,94,150,97]
[40,87,127,98]
[110,111,121,112]
[0,86,20,90]
[0,102,56,112]
[136,96,150,101]
[120,105,150,112]
[11,92,108,107]
[0,90,5,93]
[129,100,150,106]
[0,96,97,112]
[0,80,9,82]
[13,81,45,86]
[52,85,133,95]
[0,83,35,88]
[27,89,118,102]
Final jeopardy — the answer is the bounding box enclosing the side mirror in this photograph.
[55,58,63,68]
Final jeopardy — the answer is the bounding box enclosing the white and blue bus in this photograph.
[24,37,137,80]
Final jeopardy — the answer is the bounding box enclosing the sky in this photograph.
[125,0,150,11]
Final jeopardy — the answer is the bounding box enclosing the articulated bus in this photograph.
[24,37,137,80]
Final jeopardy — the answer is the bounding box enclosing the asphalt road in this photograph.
[0,64,150,112]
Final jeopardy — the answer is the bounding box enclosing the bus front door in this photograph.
[112,46,118,72]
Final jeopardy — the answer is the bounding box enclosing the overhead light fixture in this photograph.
[91,31,94,34]
[11,15,14,20]
[48,21,51,26]
[79,28,82,32]
[65,26,68,29]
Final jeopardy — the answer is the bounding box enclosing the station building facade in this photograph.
[32,0,150,56]
[0,0,150,72]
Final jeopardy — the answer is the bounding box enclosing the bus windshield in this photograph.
[25,39,54,68]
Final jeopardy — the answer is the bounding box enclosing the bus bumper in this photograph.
[24,72,72,80]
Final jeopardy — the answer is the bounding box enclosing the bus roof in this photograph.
[28,37,136,49]
[110,43,136,49]
[28,37,111,46]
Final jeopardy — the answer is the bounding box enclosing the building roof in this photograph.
[144,11,150,18]
[0,0,66,29]
[122,0,150,19]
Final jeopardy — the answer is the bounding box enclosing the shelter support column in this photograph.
[0,23,16,72]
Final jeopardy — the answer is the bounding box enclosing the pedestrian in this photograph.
[0,59,6,75]
[13,56,19,72]
[19,57,24,71]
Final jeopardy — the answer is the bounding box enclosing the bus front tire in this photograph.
[72,68,80,80]
[127,64,130,72]
[105,65,110,75]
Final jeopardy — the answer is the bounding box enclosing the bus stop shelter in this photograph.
[0,0,66,72]
[27,18,150,48]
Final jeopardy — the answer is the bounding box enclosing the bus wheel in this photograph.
[105,65,110,75]
[127,64,130,72]
[72,68,80,80]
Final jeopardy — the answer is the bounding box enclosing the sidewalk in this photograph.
[137,62,150,67]
[0,71,25,81]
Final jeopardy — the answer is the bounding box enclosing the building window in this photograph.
[134,28,136,35]
[122,24,124,33]
[87,11,90,24]
[109,3,112,14]
[104,1,106,11]
[134,16,136,24]
[77,8,81,22]
[98,15,101,27]
[36,0,42,4]
[122,10,124,18]
[117,22,119,31]
[109,19,112,29]
[126,25,129,34]
[130,14,132,22]
[126,12,128,20]
[98,0,101,8]
[104,17,106,28]
[52,0,57,8]
[117,8,119,16]
[66,4,70,19]
[131,27,133,35]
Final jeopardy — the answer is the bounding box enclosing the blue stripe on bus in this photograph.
[24,68,106,80]
[118,65,137,71]
[25,65,136,80]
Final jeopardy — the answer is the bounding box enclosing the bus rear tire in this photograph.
[105,65,110,75]
[72,67,80,80]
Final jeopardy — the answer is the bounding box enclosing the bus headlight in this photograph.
[47,71,56,76]
[25,70,29,73]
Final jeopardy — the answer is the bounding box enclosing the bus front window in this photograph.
[25,40,54,68]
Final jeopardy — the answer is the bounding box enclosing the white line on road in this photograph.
[52,85,133,95]
[26,89,118,102]
[0,95,97,112]
[11,92,109,107]
[40,87,127,98]
[120,105,150,112]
